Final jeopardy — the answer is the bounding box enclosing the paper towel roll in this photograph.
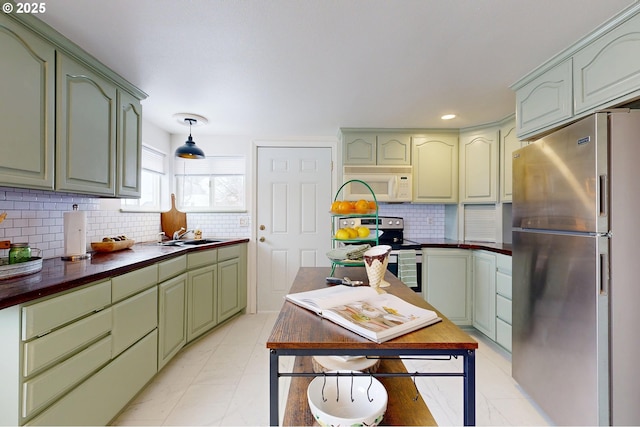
[64,210,87,257]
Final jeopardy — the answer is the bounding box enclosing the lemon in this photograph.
[357,226,370,238]
[346,227,358,239]
[335,228,349,240]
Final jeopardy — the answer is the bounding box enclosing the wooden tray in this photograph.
[91,239,135,252]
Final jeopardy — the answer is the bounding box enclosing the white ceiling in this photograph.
[38,0,637,137]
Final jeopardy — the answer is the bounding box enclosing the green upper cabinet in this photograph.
[0,14,55,190]
[0,13,146,197]
[513,4,640,139]
[342,132,411,165]
[412,133,458,203]
[513,58,573,139]
[117,90,142,198]
[56,52,117,196]
[573,11,640,114]
[459,127,498,203]
[343,133,376,164]
[498,116,523,203]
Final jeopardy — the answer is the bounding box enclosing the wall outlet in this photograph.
[426,217,434,225]
[239,216,250,227]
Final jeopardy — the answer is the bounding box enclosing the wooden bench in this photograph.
[283,356,437,426]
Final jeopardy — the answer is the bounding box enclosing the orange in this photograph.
[368,200,377,210]
[330,200,341,212]
[337,201,353,213]
[354,199,370,213]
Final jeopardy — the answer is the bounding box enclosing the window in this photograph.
[175,156,246,212]
[121,145,166,211]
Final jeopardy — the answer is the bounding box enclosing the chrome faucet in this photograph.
[173,227,193,240]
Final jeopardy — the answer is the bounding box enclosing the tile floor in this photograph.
[112,312,552,426]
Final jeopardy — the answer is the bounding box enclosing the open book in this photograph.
[285,285,441,343]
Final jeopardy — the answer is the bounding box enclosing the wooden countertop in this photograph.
[0,239,249,310]
[411,239,512,256]
[267,267,478,351]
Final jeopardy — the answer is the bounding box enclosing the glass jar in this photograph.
[9,243,31,264]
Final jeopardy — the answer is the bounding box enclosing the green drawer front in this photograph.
[218,244,241,262]
[496,294,512,324]
[496,318,512,352]
[496,271,512,299]
[187,249,217,269]
[496,253,511,274]
[22,281,112,341]
[22,335,112,420]
[111,264,158,303]
[158,255,187,282]
[23,308,112,378]
[111,287,157,356]
[25,330,157,426]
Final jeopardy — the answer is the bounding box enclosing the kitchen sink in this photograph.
[180,238,224,245]
[159,240,184,246]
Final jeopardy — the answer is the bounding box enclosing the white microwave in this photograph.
[342,165,412,202]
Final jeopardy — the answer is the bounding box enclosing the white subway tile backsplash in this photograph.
[0,187,250,260]
[377,203,445,240]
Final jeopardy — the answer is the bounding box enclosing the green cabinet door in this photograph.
[423,248,472,325]
[186,264,217,342]
[158,273,187,370]
[56,52,117,196]
[459,128,498,203]
[412,133,459,203]
[117,90,142,198]
[472,251,497,340]
[0,15,55,190]
[217,257,241,324]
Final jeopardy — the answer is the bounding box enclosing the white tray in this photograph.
[0,257,43,280]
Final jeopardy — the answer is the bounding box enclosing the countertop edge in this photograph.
[0,238,249,310]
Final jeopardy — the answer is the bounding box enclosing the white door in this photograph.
[256,147,332,311]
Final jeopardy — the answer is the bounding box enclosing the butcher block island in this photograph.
[267,267,478,426]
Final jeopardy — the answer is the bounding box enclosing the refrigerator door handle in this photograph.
[599,245,609,296]
[598,174,608,218]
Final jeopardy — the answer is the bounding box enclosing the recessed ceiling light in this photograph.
[441,114,456,120]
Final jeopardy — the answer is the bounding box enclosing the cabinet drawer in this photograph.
[111,264,157,303]
[25,330,157,426]
[158,255,186,282]
[218,244,241,262]
[23,308,111,378]
[111,286,157,357]
[22,281,111,340]
[496,271,512,299]
[496,318,512,352]
[496,294,512,324]
[187,249,217,269]
[496,254,511,274]
[22,335,112,419]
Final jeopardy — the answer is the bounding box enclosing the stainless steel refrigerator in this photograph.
[512,110,640,426]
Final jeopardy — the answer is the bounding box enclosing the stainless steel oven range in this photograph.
[337,216,422,293]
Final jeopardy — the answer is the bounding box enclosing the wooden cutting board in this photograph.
[161,193,187,239]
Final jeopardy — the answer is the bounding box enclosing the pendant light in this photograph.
[175,117,205,159]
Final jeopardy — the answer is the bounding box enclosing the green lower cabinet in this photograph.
[187,265,217,342]
[26,330,157,426]
[158,273,187,370]
[217,257,241,324]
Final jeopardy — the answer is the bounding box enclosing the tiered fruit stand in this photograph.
[329,179,379,275]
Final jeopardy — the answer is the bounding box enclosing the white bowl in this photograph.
[307,370,387,426]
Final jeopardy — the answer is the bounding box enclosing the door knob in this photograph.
[260,225,266,230]
[259,237,265,242]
